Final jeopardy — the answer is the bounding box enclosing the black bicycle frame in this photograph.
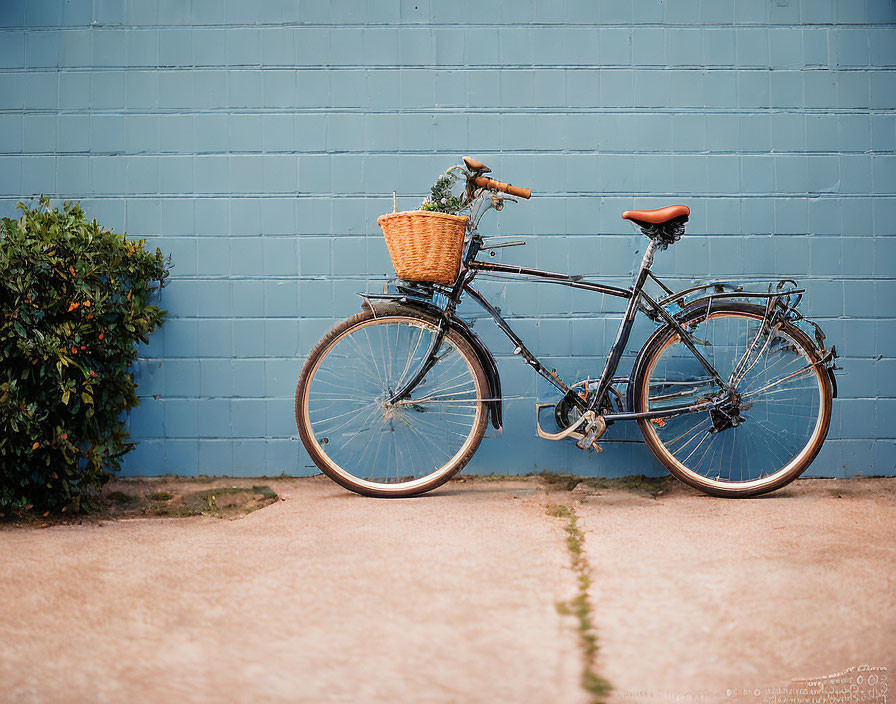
[458,239,728,423]
[377,167,837,434]
[383,230,737,426]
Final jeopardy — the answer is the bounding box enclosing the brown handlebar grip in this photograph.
[474,176,532,199]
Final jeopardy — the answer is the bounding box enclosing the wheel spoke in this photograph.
[298,315,485,492]
[641,308,828,492]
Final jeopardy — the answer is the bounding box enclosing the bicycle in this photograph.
[295,157,838,498]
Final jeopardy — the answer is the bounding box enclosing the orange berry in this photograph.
[32,442,39,450]
[98,333,104,340]
[61,433,68,440]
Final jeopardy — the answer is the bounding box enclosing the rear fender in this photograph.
[626,298,838,411]
[361,298,503,430]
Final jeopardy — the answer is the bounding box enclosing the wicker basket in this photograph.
[377,210,468,285]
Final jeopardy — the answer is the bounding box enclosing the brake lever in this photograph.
[491,194,518,211]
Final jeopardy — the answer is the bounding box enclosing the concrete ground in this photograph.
[1,476,894,704]
[578,477,896,703]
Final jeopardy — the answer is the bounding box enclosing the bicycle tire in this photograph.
[633,302,833,497]
[295,308,490,498]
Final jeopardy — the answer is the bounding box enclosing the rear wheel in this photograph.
[295,308,489,497]
[633,302,833,497]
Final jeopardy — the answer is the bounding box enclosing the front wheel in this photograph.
[633,302,833,497]
[295,307,489,497]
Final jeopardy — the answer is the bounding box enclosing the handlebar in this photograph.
[472,176,532,200]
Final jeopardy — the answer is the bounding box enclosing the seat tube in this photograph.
[588,240,658,411]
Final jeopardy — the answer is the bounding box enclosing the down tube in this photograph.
[462,284,572,397]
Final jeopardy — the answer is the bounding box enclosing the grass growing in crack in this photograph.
[180,486,278,517]
[462,473,540,482]
[547,504,574,519]
[459,472,673,498]
[104,484,279,519]
[548,504,612,703]
[541,472,673,498]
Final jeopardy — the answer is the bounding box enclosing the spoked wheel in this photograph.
[295,307,489,497]
[633,302,833,497]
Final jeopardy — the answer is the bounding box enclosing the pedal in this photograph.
[575,415,607,452]
[576,438,603,453]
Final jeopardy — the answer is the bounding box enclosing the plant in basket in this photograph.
[421,171,466,215]
[377,167,470,285]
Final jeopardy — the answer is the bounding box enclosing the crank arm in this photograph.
[535,404,591,441]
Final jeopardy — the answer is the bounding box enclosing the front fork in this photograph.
[383,320,448,405]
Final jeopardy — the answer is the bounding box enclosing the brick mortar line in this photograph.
[4,237,894,245]
[5,192,895,198]
[7,151,896,157]
[5,108,896,115]
[133,355,893,363]
[130,392,896,402]
[138,312,896,318]
[4,65,896,72]
[86,234,896,239]
[151,276,896,282]
[7,237,892,244]
[21,189,888,194]
[4,23,896,30]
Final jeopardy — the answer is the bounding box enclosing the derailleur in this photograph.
[708,390,748,433]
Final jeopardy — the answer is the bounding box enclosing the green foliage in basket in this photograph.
[421,171,466,215]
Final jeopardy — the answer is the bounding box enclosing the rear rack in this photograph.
[654,277,804,313]
[650,276,839,396]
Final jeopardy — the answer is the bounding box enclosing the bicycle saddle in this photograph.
[621,205,690,224]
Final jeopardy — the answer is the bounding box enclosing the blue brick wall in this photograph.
[1,0,894,478]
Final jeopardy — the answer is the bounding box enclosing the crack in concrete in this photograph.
[547,503,613,704]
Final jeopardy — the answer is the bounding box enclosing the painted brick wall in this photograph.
[1,0,894,478]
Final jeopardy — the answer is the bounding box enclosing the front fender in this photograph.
[360,298,503,430]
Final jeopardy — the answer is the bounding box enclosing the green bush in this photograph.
[0,199,169,515]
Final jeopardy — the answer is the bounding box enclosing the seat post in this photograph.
[639,238,659,273]
[587,239,659,413]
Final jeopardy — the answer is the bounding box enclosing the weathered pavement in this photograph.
[1,476,894,704]
[576,477,896,702]
[0,477,584,704]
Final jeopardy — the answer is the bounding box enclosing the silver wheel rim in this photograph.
[641,311,827,491]
[300,316,484,493]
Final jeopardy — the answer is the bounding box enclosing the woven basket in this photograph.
[377,210,468,285]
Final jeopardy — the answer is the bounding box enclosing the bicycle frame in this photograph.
[460,238,726,423]
[371,183,829,431]
[300,160,840,499]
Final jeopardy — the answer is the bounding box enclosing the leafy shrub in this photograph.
[0,199,169,515]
